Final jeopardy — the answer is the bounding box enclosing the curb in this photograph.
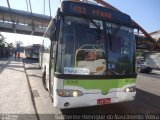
[22,58,40,120]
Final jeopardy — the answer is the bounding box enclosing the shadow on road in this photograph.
[5,67,24,73]
[23,58,40,70]
[26,67,40,70]
[28,74,42,79]
[61,88,160,116]
[0,59,10,73]
[0,56,23,73]
[23,58,41,79]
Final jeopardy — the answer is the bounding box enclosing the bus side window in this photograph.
[50,18,60,42]
[50,19,56,41]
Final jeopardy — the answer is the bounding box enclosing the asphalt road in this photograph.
[23,58,160,120]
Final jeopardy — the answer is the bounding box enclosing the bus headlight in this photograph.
[125,88,130,92]
[72,91,78,97]
[57,89,83,97]
[124,86,136,92]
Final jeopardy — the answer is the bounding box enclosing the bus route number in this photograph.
[108,64,115,69]
[67,80,78,85]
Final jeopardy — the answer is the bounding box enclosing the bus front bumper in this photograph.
[53,91,136,109]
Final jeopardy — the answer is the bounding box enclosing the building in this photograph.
[150,30,160,42]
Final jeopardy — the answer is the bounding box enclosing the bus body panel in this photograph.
[53,77,136,109]
[54,92,136,109]
[64,78,136,94]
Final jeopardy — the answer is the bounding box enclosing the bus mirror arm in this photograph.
[50,31,56,41]
[50,18,58,41]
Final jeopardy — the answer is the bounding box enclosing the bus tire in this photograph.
[42,71,48,91]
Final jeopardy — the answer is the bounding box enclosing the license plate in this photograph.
[97,98,111,104]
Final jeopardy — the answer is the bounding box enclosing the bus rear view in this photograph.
[42,0,137,109]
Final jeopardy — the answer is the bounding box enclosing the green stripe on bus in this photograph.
[64,78,136,95]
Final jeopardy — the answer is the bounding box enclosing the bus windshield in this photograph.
[106,22,135,75]
[32,46,40,54]
[56,16,135,76]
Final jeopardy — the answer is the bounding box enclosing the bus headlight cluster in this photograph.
[57,89,83,97]
[124,86,136,92]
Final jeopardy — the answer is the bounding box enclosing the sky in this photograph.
[0,0,160,46]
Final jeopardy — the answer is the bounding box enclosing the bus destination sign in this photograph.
[62,1,112,20]
[62,1,132,27]
[71,4,112,20]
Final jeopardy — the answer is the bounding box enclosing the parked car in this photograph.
[137,59,152,73]
[145,58,160,70]
[144,52,160,70]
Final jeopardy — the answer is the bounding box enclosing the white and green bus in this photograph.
[40,0,137,109]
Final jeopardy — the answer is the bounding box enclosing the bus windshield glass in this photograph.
[32,46,40,54]
[56,16,135,76]
[106,22,135,75]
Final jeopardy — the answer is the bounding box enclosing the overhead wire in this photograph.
[26,0,29,12]
[48,0,52,18]
[28,0,33,13]
[28,0,35,35]
[44,0,45,15]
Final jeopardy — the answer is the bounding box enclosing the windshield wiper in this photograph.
[110,24,121,41]
[88,18,100,29]
[83,15,100,29]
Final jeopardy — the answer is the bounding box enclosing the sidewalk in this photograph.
[0,57,9,66]
[0,56,37,118]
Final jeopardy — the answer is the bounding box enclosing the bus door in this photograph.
[49,41,57,97]
[49,18,59,97]
[49,19,59,98]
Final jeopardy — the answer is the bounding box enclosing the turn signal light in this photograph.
[57,89,83,97]
[124,86,136,92]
